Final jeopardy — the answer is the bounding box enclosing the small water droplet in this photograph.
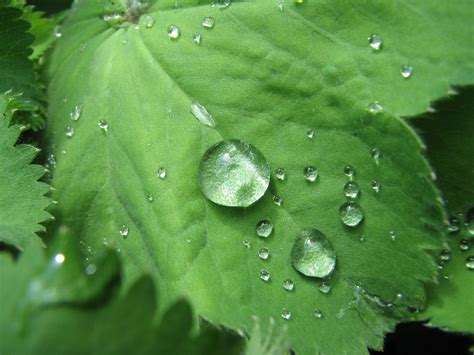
[367,101,384,114]
[371,181,381,193]
[371,148,382,162]
[199,140,270,207]
[318,282,331,294]
[85,264,97,275]
[260,269,271,282]
[314,310,323,319]
[368,33,383,50]
[343,165,355,178]
[193,32,202,44]
[243,239,251,248]
[400,65,414,79]
[281,309,291,320]
[191,102,215,127]
[70,105,83,121]
[389,230,397,241]
[439,249,451,262]
[339,202,364,227]
[202,17,215,28]
[447,217,460,233]
[143,15,155,28]
[157,167,167,179]
[283,279,294,291]
[465,256,474,270]
[258,247,270,260]
[343,181,360,199]
[53,25,62,38]
[459,239,471,252]
[275,168,286,181]
[54,253,65,264]
[147,194,155,202]
[256,219,273,238]
[120,225,129,238]
[64,126,74,138]
[465,218,474,236]
[168,25,180,39]
[272,195,283,206]
[304,166,318,182]
[98,120,109,132]
[276,0,284,10]
[359,235,366,242]
[47,154,56,169]
[306,128,315,139]
[291,228,336,278]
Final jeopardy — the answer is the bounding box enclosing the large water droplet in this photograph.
[283,279,294,291]
[339,202,364,227]
[168,25,180,39]
[275,168,286,181]
[202,17,215,28]
[304,166,318,182]
[343,181,360,199]
[291,228,336,278]
[191,102,215,127]
[64,126,74,138]
[465,256,474,270]
[281,309,291,320]
[256,219,273,238]
[367,101,384,114]
[70,105,82,121]
[400,65,414,79]
[258,247,270,260]
[199,140,270,207]
[368,33,383,50]
[260,269,271,282]
[143,15,155,28]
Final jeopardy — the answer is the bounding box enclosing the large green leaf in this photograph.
[45,0,473,353]
[414,87,474,333]
[0,237,243,355]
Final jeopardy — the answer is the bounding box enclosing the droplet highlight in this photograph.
[400,65,414,79]
[368,33,383,50]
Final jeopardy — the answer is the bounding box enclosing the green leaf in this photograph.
[0,238,243,355]
[44,0,474,352]
[0,93,51,250]
[414,87,474,333]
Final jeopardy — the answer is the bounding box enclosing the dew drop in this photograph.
[193,32,202,44]
[466,219,474,236]
[157,167,167,179]
[371,181,381,193]
[54,253,65,264]
[53,25,62,38]
[367,101,384,114]
[459,239,471,252]
[276,0,284,11]
[256,219,273,238]
[389,230,397,241]
[168,25,180,39]
[191,102,215,127]
[243,239,251,248]
[343,181,360,199]
[260,269,271,282]
[371,148,382,162]
[70,105,83,121]
[304,166,318,182]
[339,202,364,227]
[314,310,323,319]
[64,126,74,138]
[120,225,129,238]
[85,263,97,275]
[146,194,155,202]
[283,279,294,291]
[275,168,286,181]
[447,217,461,233]
[306,128,315,139]
[465,256,474,271]
[368,33,383,50]
[291,228,336,278]
[98,120,109,132]
[400,65,414,79]
[258,247,270,260]
[202,17,215,28]
[143,15,155,28]
[343,165,355,178]
[318,282,331,294]
[272,195,283,206]
[281,309,291,320]
[439,249,451,262]
[199,140,270,207]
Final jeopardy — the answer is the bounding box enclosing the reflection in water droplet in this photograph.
[199,140,271,207]
[318,282,331,294]
[281,309,291,320]
[98,120,109,132]
[343,165,355,178]
[193,32,202,44]
[260,269,271,281]
[157,167,167,179]
[258,247,270,260]
[168,25,180,39]
[120,225,129,238]
[202,17,215,28]
[307,128,315,139]
[143,15,155,28]
[70,105,82,121]
[256,219,273,238]
[339,202,364,227]
[314,310,323,319]
[368,33,383,50]
[371,181,381,193]
[367,101,384,114]
[64,126,74,138]
[304,166,318,182]
[291,228,336,278]
[272,195,283,206]
[400,65,414,79]
[343,181,360,199]
[283,279,294,291]
[275,168,286,181]
[466,256,474,270]
[459,239,471,252]
[191,102,215,127]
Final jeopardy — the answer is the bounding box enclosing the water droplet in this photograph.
[47,154,56,169]
[193,32,202,44]
[465,256,474,270]
[447,217,460,233]
[211,0,232,9]
[146,194,155,202]
[367,101,384,114]
[306,128,315,139]
[283,279,294,291]
[281,309,291,320]
[70,105,82,121]
[258,247,270,260]
[359,235,366,242]
[120,225,129,238]
[314,310,323,319]
[400,65,414,79]
[371,148,382,162]
[54,253,65,264]
[294,0,304,4]
[243,239,251,248]
[389,231,397,241]
[53,25,62,38]
[343,181,360,199]
[199,140,271,207]
[318,282,331,294]
[459,239,471,252]
[276,0,284,11]
[368,33,383,50]
[339,202,364,227]
[256,219,273,238]
[102,13,126,26]
[272,195,283,206]
[64,126,74,138]
[439,249,451,262]
[275,168,286,181]
[168,25,180,39]
[260,269,271,282]
[98,120,109,132]
[143,15,155,28]
[371,180,381,193]
[343,165,355,178]
[291,227,336,278]
[85,264,97,275]
[304,166,318,182]
[202,17,215,28]
[157,167,167,179]
[191,102,215,127]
